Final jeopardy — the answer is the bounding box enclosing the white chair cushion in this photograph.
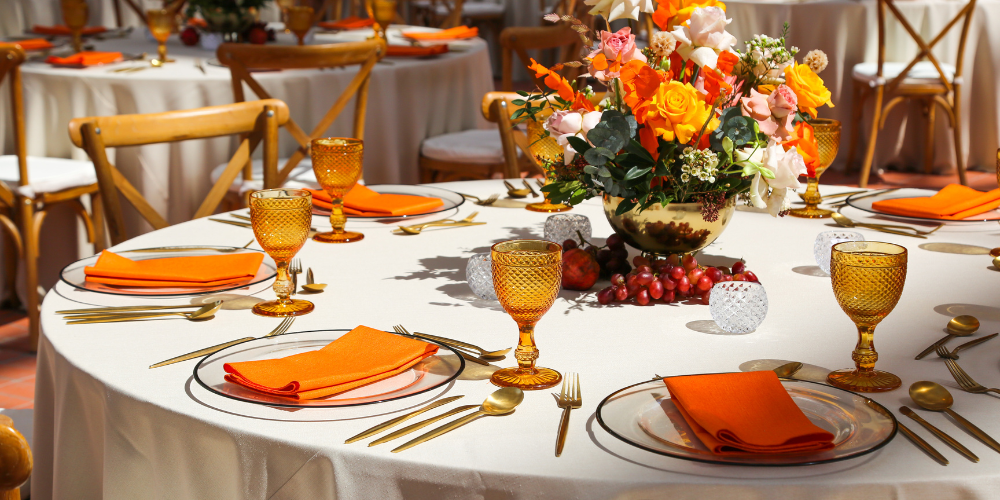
[421,129,519,164]
[852,61,957,85]
[0,156,97,199]
[209,158,320,194]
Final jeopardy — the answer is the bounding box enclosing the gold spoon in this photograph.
[915,315,979,360]
[67,301,222,324]
[301,268,327,293]
[391,387,524,452]
[772,361,803,379]
[830,213,928,238]
[150,58,164,67]
[910,381,1000,454]
[993,256,1000,269]
[503,180,531,198]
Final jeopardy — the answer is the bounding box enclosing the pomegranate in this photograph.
[561,248,600,291]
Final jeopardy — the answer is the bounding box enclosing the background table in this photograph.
[33,179,1000,499]
[727,0,1000,174]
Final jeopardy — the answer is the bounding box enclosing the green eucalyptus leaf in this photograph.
[624,166,652,181]
[565,136,591,154]
[584,148,610,166]
[614,199,637,216]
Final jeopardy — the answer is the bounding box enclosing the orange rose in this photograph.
[527,58,574,101]
[783,63,833,119]
[639,80,718,144]
[782,121,820,177]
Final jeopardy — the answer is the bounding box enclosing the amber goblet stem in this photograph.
[801,177,821,212]
[851,324,878,374]
[273,261,294,305]
[329,201,346,235]
[514,323,540,373]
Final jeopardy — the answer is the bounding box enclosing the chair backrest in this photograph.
[0,414,31,499]
[0,46,27,207]
[499,24,581,92]
[68,99,291,246]
[875,0,977,94]
[217,40,385,186]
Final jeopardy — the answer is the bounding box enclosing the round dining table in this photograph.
[33,179,1000,499]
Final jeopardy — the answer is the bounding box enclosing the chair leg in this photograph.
[859,85,884,188]
[951,89,967,186]
[90,192,107,253]
[18,198,39,351]
[924,98,936,174]
[0,211,18,310]
[845,80,866,176]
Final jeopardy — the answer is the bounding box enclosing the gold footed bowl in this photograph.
[789,118,841,219]
[602,195,735,257]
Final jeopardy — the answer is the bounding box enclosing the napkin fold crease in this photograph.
[308,184,443,216]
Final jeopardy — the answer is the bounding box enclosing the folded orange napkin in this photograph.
[402,26,478,40]
[307,184,444,216]
[871,184,1000,220]
[663,371,835,455]
[386,44,449,57]
[46,51,122,66]
[318,16,375,30]
[84,250,263,287]
[32,25,107,36]
[0,38,54,50]
[224,325,439,400]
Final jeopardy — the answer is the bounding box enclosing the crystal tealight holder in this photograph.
[466,253,497,301]
[814,231,865,275]
[709,281,768,334]
[543,214,592,247]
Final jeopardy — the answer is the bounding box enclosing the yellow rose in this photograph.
[642,81,719,144]
[783,63,834,119]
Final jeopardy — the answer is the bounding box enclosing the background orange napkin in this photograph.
[84,250,263,287]
[663,371,835,454]
[32,25,107,36]
[386,44,449,57]
[318,16,375,29]
[402,26,478,40]
[224,325,439,400]
[0,38,53,50]
[46,51,122,66]
[872,184,1000,220]
[307,185,444,216]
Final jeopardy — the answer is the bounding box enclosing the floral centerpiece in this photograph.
[515,0,835,256]
[185,0,272,44]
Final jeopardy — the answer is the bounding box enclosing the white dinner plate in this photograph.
[845,188,1000,224]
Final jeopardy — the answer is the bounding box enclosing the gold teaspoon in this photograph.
[915,315,979,360]
[910,381,1000,455]
[391,387,524,452]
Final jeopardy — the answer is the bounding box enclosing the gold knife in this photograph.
[899,406,978,462]
[391,411,487,453]
[369,405,478,446]
[940,408,1000,455]
[58,304,201,314]
[344,396,464,444]
[149,337,256,369]
[897,421,948,465]
[209,218,251,228]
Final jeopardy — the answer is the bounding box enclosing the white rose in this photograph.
[585,0,654,22]
[546,110,604,164]
[740,141,806,217]
[761,141,806,190]
[671,7,737,69]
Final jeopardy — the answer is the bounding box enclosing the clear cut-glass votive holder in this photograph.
[709,281,768,334]
[543,214,592,247]
[814,231,865,275]
[466,253,497,301]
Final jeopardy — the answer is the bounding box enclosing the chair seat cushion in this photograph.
[421,129,516,164]
[0,156,97,198]
[852,61,957,85]
[209,158,320,192]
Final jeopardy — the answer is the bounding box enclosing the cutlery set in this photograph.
[393,212,484,234]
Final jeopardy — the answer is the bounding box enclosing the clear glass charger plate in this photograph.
[596,376,897,467]
[60,246,276,298]
[194,329,465,408]
[311,184,466,220]
[846,188,1000,224]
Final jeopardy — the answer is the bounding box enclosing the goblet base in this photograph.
[252,298,315,317]
[526,202,572,213]
[827,368,901,392]
[788,206,833,219]
[313,231,364,243]
[490,366,561,390]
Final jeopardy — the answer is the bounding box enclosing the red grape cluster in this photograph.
[596,254,760,306]
[561,232,633,278]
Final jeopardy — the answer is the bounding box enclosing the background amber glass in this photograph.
[61,0,88,53]
[286,6,313,45]
[828,241,907,392]
[250,189,314,317]
[789,119,841,219]
[147,9,174,62]
[365,0,397,39]
[311,138,364,243]
[490,239,562,390]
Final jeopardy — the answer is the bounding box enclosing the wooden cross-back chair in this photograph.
[500,23,581,93]
[846,0,976,187]
[68,99,290,247]
[0,46,102,349]
[217,40,385,187]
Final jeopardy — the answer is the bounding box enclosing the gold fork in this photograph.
[392,325,490,365]
[149,316,295,368]
[942,357,1000,396]
[459,193,500,206]
[555,372,581,457]
[394,212,481,234]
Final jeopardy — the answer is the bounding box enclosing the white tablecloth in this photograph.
[33,179,1000,499]
[1,29,493,227]
[726,0,1000,174]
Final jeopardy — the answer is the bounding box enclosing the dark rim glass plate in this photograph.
[193,329,465,408]
[60,246,276,297]
[846,188,1000,224]
[596,376,897,467]
[311,184,465,219]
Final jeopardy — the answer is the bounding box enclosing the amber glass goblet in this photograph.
[250,189,315,317]
[286,6,313,45]
[365,0,397,39]
[789,119,841,219]
[525,118,571,213]
[61,0,88,53]
[147,9,174,63]
[490,240,562,390]
[828,241,907,392]
[311,138,365,243]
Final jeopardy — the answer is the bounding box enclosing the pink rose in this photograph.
[740,88,776,137]
[767,84,797,118]
[586,27,647,80]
